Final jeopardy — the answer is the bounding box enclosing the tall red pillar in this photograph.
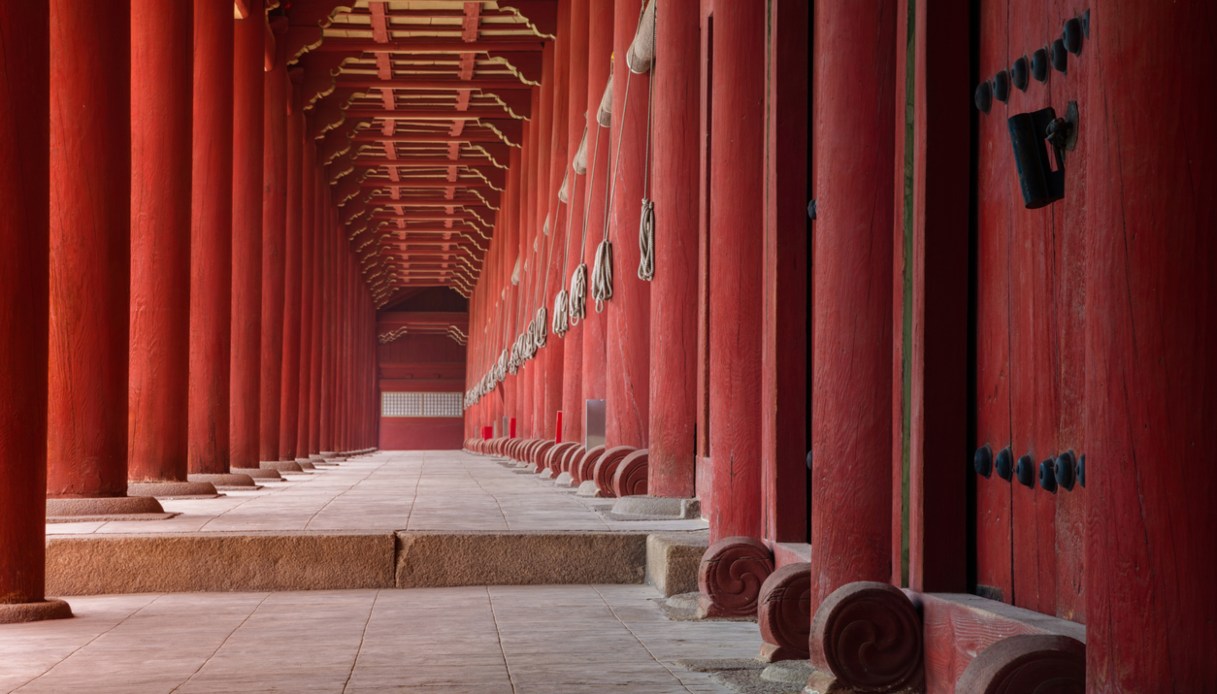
[282,77,307,466]
[809,0,896,609]
[1085,2,1217,689]
[0,0,72,624]
[229,10,265,474]
[646,0,699,498]
[543,4,570,442]
[580,0,614,437]
[258,38,292,471]
[46,0,165,518]
[560,0,589,445]
[706,0,765,543]
[307,180,326,460]
[188,0,248,486]
[293,145,314,461]
[128,0,215,498]
[604,0,651,450]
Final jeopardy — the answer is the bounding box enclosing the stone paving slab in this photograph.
[46,451,708,537]
[0,585,762,693]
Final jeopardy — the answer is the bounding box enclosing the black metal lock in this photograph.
[1016,454,1035,487]
[995,447,1014,481]
[1009,107,1067,208]
[1055,450,1076,491]
[974,445,993,477]
[1039,458,1058,493]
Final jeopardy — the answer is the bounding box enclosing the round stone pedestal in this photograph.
[0,599,72,625]
[128,480,220,499]
[46,495,174,522]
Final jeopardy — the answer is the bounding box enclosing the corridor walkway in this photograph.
[47,451,708,536]
[0,584,759,693]
[5,452,756,692]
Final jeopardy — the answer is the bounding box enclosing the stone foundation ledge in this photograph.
[46,532,397,595]
[646,531,709,597]
[395,531,648,588]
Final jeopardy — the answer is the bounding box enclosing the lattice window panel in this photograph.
[381,391,462,418]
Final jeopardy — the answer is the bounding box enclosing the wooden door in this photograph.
[972,0,1089,623]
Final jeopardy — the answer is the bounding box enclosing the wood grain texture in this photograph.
[810,0,897,610]
[1084,1,1217,689]
[47,0,132,498]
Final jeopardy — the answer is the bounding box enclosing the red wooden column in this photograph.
[230,9,266,474]
[809,0,895,608]
[706,0,765,543]
[1085,3,1217,689]
[46,0,165,518]
[128,0,215,498]
[580,0,614,437]
[307,179,326,460]
[289,82,313,466]
[188,0,245,486]
[318,212,336,456]
[604,0,651,450]
[259,39,293,471]
[646,0,699,498]
[560,0,589,445]
[0,0,72,624]
[544,3,570,442]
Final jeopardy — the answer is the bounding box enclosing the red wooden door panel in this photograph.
[973,0,1088,623]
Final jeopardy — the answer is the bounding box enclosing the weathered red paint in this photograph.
[809,0,895,610]
[542,1,569,442]
[47,0,133,498]
[188,0,235,476]
[760,0,809,540]
[0,0,51,608]
[604,0,651,450]
[259,53,288,464]
[307,172,325,457]
[230,10,265,468]
[644,0,699,499]
[579,0,613,420]
[281,85,305,462]
[128,0,193,484]
[559,0,588,445]
[706,0,765,543]
[1084,2,1217,689]
[974,0,1087,619]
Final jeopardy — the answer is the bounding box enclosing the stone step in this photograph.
[44,530,695,595]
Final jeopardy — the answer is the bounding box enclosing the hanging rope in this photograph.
[593,55,639,312]
[571,110,605,325]
[637,1,657,281]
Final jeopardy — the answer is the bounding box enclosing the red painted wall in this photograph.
[378,333,465,450]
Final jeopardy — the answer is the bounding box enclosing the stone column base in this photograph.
[127,480,220,499]
[231,467,284,480]
[260,460,304,473]
[0,599,72,625]
[757,562,811,661]
[610,495,699,520]
[188,473,259,489]
[809,582,924,693]
[46,496,176,522]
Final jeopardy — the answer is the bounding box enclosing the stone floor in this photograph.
[0,585,760,693]
[48,451,708,536]
[11,452,750,692]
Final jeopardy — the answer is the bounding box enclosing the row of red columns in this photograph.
[463,0,699,493]
[0,0,379,623]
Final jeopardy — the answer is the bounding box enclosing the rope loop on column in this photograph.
[592,239,614,313]
[532,305,548,350]
[568,263,588,325]
[552,289,570,336]
[637,198,655,280]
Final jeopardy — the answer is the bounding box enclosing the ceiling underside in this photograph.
[283,0,554,308]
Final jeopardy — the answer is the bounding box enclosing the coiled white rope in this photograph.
[592,239,613,312]
[568,263,588,325]
[637,3,657,282]
[552,288,569,336]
